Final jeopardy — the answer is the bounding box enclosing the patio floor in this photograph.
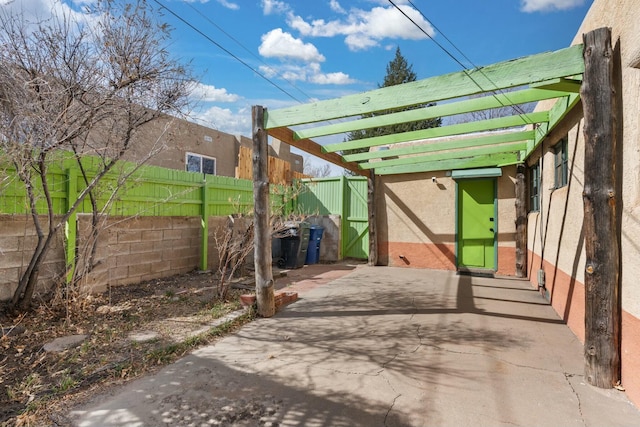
[70,265,640,426]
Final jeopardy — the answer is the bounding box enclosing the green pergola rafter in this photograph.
[263,44,585,176]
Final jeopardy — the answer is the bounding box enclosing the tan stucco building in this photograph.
[125,115,303,178]
[371,0,640,407]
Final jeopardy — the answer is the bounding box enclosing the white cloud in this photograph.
[259,28,325,62]
[189,82,240,103]
[309,71,354,85]
[259,63,355,85]
[193,105,252,136]
[1,0,89,24]
[215,0,239,10]
[521,0,585,12]
[329,0,346,14]
[261,0,290,15]
[288,5,434,51]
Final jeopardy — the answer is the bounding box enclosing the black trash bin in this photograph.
[277,221,310,269]
[305,225,324,265]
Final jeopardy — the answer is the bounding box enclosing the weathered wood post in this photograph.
[514,163,528,278]
[581,27,620,388]
[368,171,377,266]
[252,105,275,317]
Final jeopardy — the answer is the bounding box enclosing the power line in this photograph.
[388,0,531,120]
[181,1,314,102]
[150,0,303,104]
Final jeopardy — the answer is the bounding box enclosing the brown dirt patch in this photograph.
[0,261,361,426]
[0,270,252,426]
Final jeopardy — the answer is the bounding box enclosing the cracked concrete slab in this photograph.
[69,266,640,426]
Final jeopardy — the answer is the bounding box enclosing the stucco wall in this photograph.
[526,0,640,405]
[126,116,239,178]
[376,167,517,275]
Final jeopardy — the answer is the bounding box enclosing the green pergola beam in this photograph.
[526,92,581,156]
[531,77,582,93]
[358,141,527,170]
[343,130,535,162]
[374,152,520,175]
[294,87,572,141]
[264,45,584,129]
[325,111,549,153]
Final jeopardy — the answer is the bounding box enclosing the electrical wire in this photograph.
[388,0,532,121]
[150,0,303,104]
[181,1,314,102]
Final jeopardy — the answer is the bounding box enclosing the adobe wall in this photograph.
[126,116,239,178]
[527,0,640,405]
[375,166,517,275]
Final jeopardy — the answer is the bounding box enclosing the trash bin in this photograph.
[305,225,324,265]
[277,221,310,269]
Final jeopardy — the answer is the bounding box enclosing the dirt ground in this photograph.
[0,270,262,427]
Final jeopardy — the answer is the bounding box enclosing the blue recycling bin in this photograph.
[305,225,324,265]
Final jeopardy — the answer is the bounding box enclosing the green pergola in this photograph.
[263,44,584,177]
[252,27,620,394]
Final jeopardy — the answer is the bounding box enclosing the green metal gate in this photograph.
[296,176,369,260]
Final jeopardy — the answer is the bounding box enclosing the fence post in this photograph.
[65,167,78,284]
[340,175,347,259]
[200,177,209,271]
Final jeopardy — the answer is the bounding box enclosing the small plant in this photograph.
[54,372,76,394]
[8,373,42,402]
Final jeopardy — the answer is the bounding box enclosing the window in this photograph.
[553,137,568,188]
[186,152,216,175]
[530,164,540,212]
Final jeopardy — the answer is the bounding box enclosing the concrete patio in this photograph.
[70,265,640,426]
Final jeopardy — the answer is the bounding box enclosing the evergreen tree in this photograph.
[345,47,441,152]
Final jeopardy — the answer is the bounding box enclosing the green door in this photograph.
[457,179,496,270]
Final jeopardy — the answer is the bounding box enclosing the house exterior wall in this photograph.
[125,117,303,178]
[375,166,517,276]
[527,0,640,406]
[125,116,239,178]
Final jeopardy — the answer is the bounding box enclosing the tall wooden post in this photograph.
[252,106,275,317]
[514,163,528,278]
[367,171,377,266]
[581,27,620,388]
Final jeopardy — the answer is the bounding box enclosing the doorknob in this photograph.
[489,228,494,232]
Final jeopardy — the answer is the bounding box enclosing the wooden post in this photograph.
[581,27,620,388]
[514,163,528,278]
[252,105,275,317]
[368,171,377,266]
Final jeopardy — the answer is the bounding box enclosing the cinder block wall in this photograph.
[0,214,242,300]
[0,215,65,301]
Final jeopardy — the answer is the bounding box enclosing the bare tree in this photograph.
[0,0,190,311]
[303,158,333,178]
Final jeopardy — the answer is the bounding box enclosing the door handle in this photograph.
[489,228,494,233]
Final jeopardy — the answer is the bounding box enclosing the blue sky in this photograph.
[6,0,594,171]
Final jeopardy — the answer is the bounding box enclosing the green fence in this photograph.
[297,176,369,259]
[0,154,298,275]
[1,156,254,217]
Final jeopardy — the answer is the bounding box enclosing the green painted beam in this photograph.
[295,87,572,140]
[374,152,520,175]
[358,141,526,170]
[531,78,581,93]
[525,93,581,157]
[265,45,584,129]
[343,130,535,162]
[325,111,549,153]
